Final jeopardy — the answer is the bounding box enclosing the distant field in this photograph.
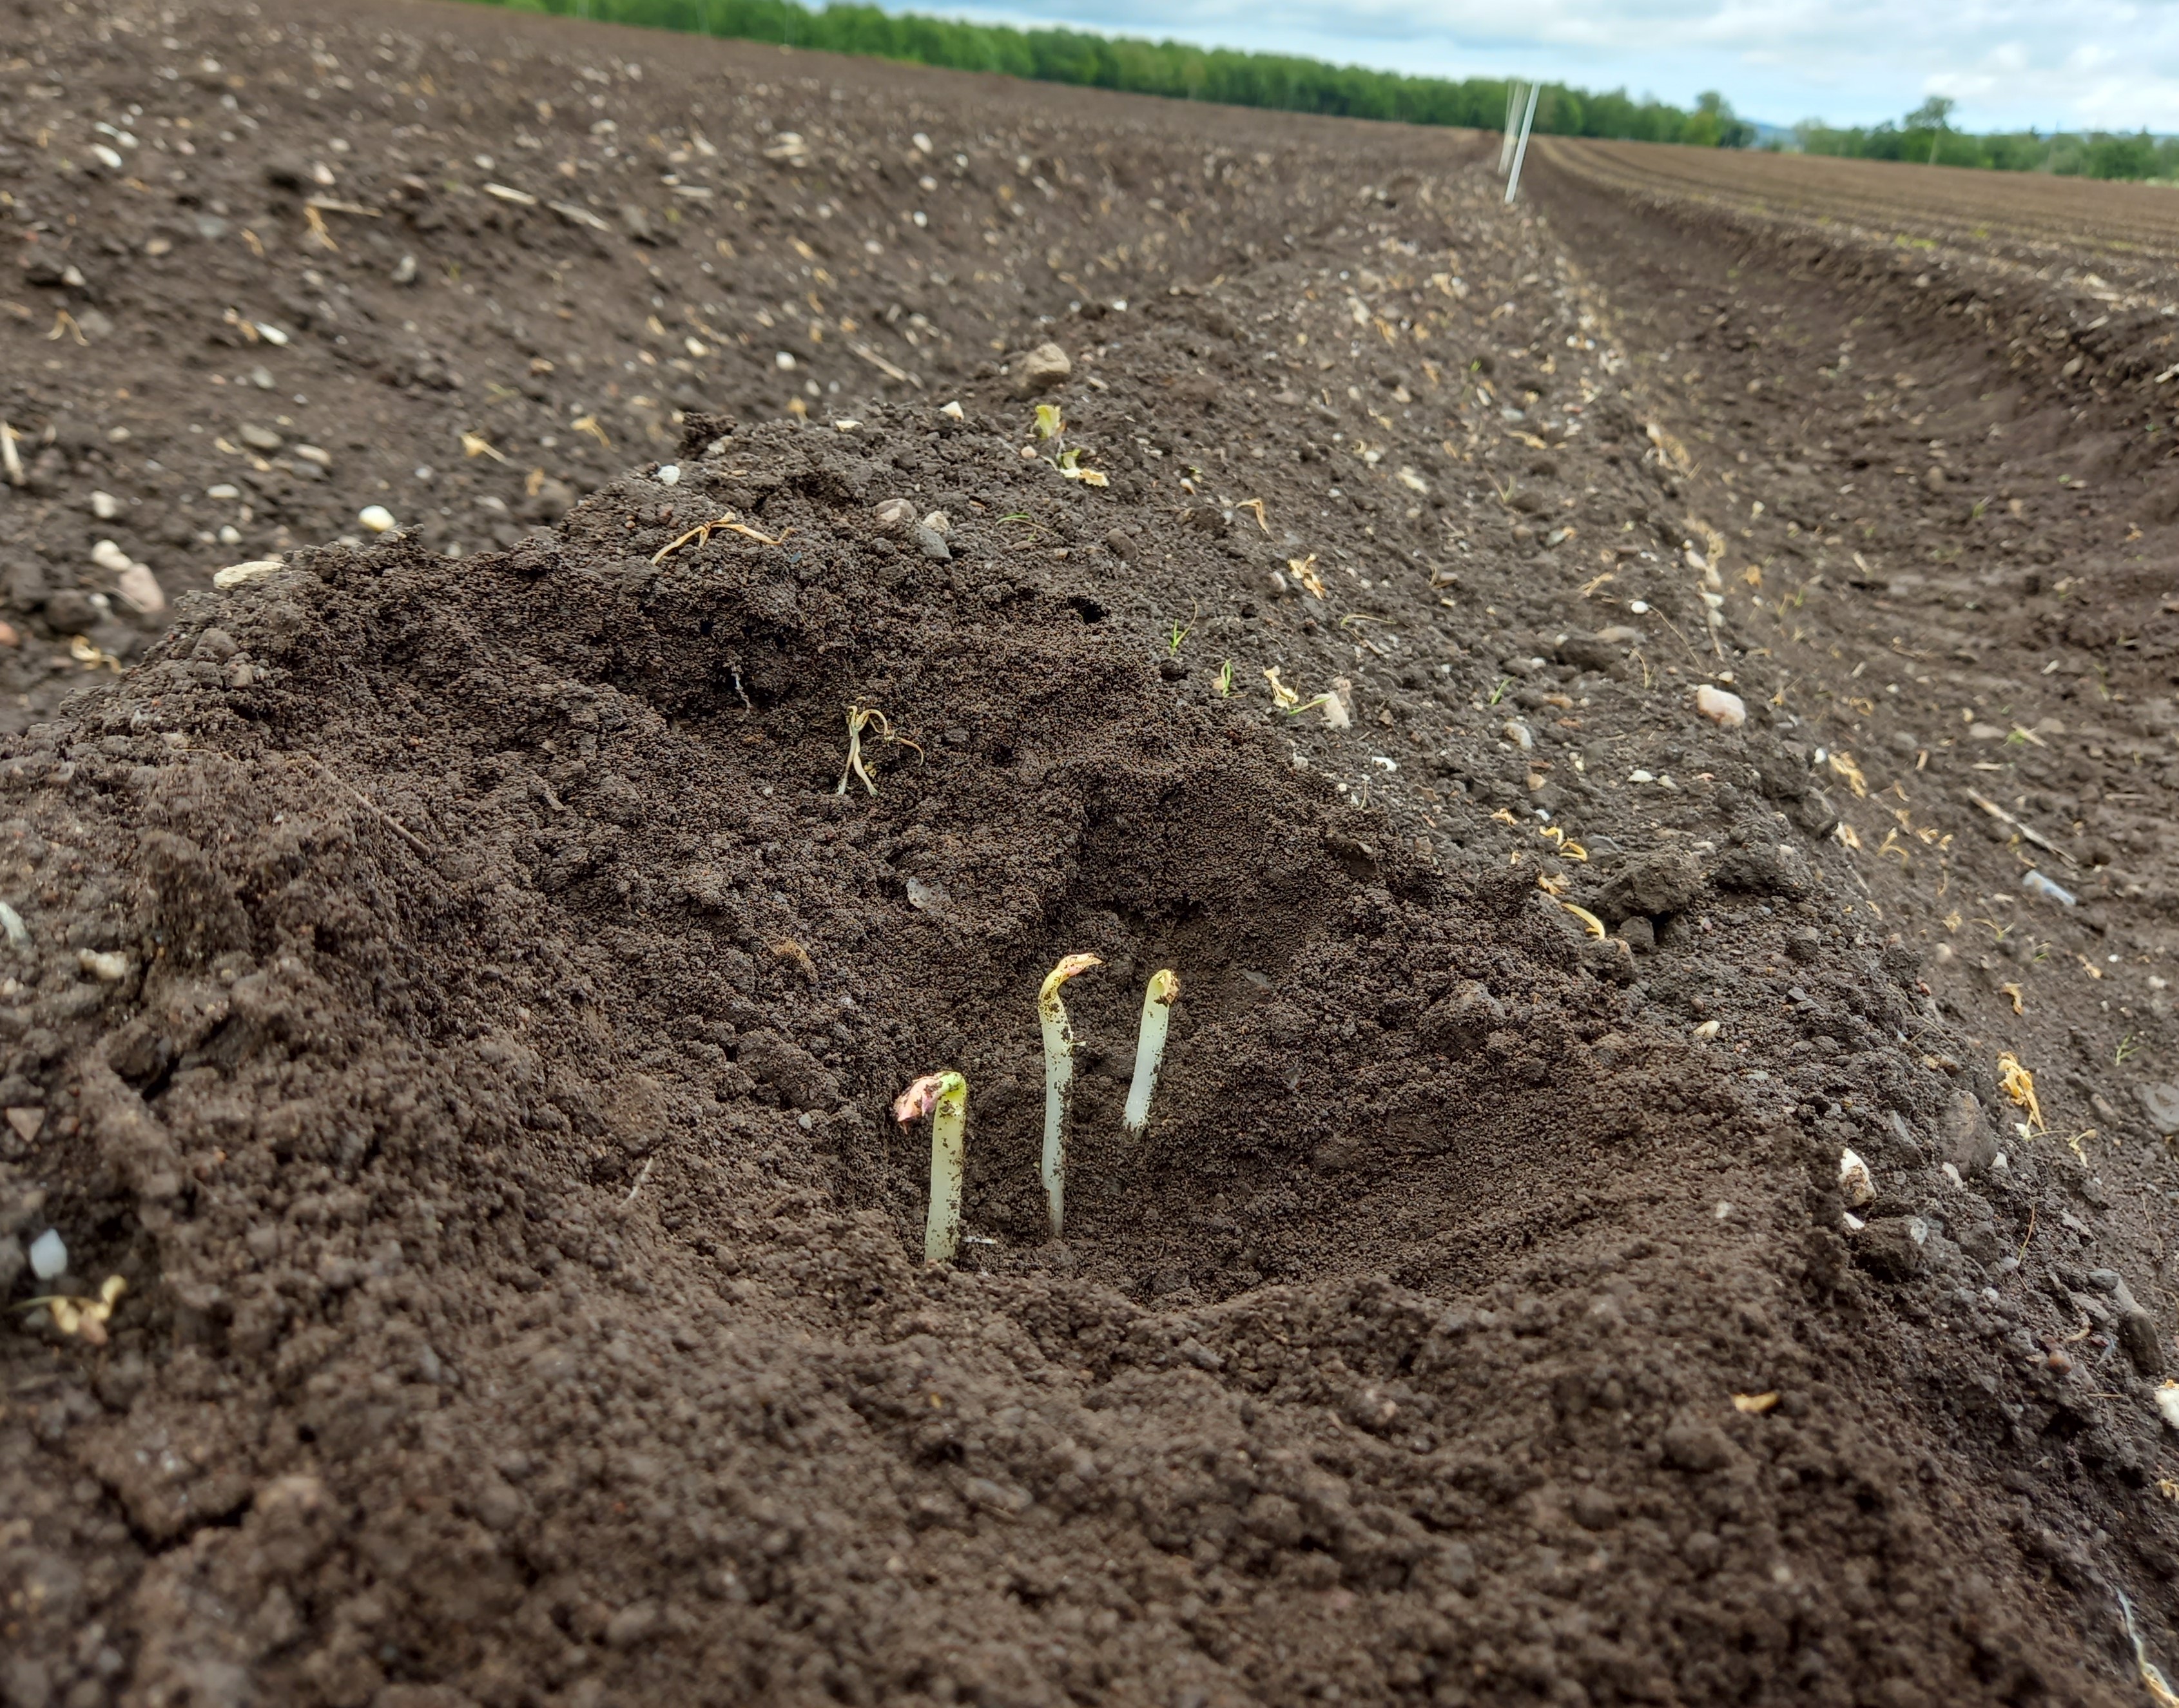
[1540,136,2179,277]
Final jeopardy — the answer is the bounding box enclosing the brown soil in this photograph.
[2,4,2176,1706]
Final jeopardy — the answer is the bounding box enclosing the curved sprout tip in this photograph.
[1040,952,1104,1004]
[893,1071,953,1125]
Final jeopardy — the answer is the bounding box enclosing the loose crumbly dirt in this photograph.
[3,4,2178,1706]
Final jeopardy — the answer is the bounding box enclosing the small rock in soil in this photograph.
[1016,342,1072,394]
[2136,1083,2179,1137]
[1694,684,1746,728]
[1661,1415,1734,1473]
[1596,848,1703,922]
[1839,1147,1875,1207]
[28,1227,66,1281]
[1941,1093,1998,1174]
[1855,1216,1927,1282]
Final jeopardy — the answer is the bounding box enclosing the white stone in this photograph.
[116,561,164,614]
[1839,1147,1875,1208]
[2159,1383,2179,1432]
[1695,684,1747,728]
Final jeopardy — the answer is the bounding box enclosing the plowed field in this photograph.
[1544,135,2179,284]
[3,6,2178,1706]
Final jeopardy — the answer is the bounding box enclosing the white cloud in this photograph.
[903,0,2179,131]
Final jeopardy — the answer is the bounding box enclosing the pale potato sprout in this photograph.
[1038,953,1102,1239]
[17,1275,126,1346]
[895,1071,968,1265]
[1122,969,1180,1138]
[837,703,922,797]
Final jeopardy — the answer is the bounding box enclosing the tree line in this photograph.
[464,0,1754,146]
[1795,97,2175,181]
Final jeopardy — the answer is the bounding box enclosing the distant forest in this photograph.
[1794,100,2176,181]
[461,0,1756,146]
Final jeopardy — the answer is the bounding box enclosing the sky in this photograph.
[896,0,2179,133]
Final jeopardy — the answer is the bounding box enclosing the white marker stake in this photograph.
[1504,81,1541,206]
[1498,81,1524,175]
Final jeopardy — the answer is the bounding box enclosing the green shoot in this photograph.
[1487,676,1511,706]
[2117,1033,2142,1066]
[895,1071,969,1265]
[1288,692,1350,728]
[1265,666,1348,726]
[1122,970,1180,1138]
[1047,446,1109,487]
[1030,405,1107,485]
[1216,659,1234,697]
[1168,602,1197,657]
[1038,953,1102,1239]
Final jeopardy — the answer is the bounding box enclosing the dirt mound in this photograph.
[4,3,2179,1705]
[0,422,2122,1708]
